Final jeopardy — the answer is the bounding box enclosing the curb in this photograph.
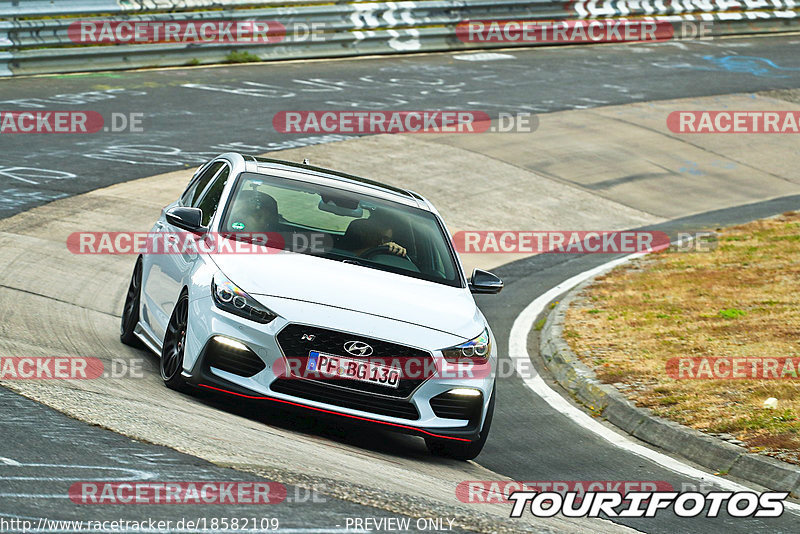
[538,277,800,499]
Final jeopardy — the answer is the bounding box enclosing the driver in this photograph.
[343,216,407,258]
[230,191,279,234]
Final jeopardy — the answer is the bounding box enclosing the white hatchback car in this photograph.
[121,153,503,460]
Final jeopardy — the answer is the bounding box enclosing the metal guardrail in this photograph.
[0,0,798,76]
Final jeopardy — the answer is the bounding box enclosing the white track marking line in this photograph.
[452,52,515,61]
[508,251,800,514]
[0,459,156,481]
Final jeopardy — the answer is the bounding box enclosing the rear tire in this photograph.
[425,382,495,461]
[161,291,190,392]
[120,257,144,348]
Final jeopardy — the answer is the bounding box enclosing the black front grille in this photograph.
[205,340,266,377]
[270,378,420,419]
[430,391,483,422]
[276,324,434,398]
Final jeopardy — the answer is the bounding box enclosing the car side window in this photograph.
[196,166,230,226]
[181,161,225,207]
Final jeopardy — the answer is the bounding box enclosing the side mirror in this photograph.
[469,269,503,294]
[166,207,204,234]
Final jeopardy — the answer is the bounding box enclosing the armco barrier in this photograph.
[0,0,798,76]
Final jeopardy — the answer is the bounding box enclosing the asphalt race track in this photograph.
[1,34,800,533]
[3,35,800,217]
[0,387,464,534]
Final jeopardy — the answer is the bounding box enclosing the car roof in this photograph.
[242,155,429,210]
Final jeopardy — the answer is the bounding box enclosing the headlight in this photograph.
[441,329,491,364]
[211,273,277,324]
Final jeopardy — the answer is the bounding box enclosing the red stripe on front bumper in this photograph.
[198,383,471,442]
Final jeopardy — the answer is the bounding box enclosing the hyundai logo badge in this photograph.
[344,340,373,357]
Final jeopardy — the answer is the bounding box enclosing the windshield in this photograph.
[219,172,462,287]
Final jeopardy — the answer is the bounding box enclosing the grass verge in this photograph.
[564,212,800,465]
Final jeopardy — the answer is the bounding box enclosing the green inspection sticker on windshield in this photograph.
[231,222,245,230]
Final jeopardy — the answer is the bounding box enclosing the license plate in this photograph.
[306,351,400,389]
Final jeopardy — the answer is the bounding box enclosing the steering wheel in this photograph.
[360,245,414,264]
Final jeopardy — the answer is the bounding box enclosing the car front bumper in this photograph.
[182,296,496,442]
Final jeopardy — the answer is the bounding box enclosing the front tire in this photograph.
[425,382,496,461]
[161,291,190,392]
[120,257,144,347]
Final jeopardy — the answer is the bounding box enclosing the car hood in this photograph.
[209,251,481,339]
